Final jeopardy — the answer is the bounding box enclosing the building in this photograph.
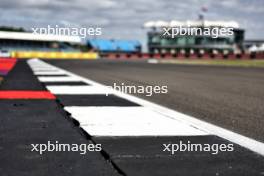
[144,20,244,55]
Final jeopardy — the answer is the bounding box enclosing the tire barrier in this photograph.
[11,51,98,59]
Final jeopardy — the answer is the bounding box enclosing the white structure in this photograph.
[144,20,239,29]
[249,44,264,52]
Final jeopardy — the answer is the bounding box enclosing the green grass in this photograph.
[159,59,264,68]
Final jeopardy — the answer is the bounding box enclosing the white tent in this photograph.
[249,45,259,52]
[257,44,264,51]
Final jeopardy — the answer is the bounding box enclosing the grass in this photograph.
[158,59,264,68]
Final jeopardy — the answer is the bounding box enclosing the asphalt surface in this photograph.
[47,59,264,143]
[94,136,263,176]
[0,61,120,176]
[34,59,264,175]
[1,59,264,176]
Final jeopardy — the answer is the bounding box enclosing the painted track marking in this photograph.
[46,85,114,95]
[0,90,55,99]
[65,106,207,136]
[28,58,264,156]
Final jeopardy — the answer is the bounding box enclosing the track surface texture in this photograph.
[2,59,264,176]
[47,59,264,142]
[0,60,120,176]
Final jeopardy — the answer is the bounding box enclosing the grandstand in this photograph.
[0,31,81,52]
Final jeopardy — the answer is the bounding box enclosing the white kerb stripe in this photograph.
[34,71,67,75]
[38,76,81,82]
[32,68,59,71]
[46,86,113,95]
[65,106,208,136]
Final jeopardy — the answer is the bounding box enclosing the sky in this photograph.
[0,0,263,47]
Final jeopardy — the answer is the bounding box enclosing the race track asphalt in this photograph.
[46,59,264,143]
[2,59,263,176]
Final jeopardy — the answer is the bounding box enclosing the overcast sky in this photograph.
[0,0,263,46]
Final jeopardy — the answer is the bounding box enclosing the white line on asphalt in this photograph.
[34,71,67,75]
[33,69,62,72]
[147,59,158,64]
[27,58,264,156]
[46,85,114,95]
[65,106,207,136]
[38,76,81,82]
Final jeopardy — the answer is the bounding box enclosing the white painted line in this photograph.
[31,67,60,70]
[38,76,81,82]
[28,59,264,156]
[148,59,158,64]
[32,68,60,71]
[81,125,200,136]
[65,106,207,136]
[46,85,114,95]
[34,71,67,75]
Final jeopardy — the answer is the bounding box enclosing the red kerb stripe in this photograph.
[0,58,17,71]
[0,91,56,99]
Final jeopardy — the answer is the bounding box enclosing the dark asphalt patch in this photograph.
[94,136,264,176]
[0,70,8,75]
[56,94,140,106]
[0,100,120,176]
[0,60,120,176]
[43,81,89,86]
[0,61,45,90]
